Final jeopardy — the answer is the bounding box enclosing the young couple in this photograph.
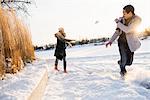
[54,5,141,75]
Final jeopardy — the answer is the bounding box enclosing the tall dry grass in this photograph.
[0,15,5,79]
[0,7,35,78]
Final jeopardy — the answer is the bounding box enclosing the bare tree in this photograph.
[1,0,35,15]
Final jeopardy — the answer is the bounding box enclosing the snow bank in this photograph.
[0,59,48,100]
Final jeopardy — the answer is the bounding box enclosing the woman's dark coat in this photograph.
[54,37,66,60]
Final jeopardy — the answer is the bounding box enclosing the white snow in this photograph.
[41,38,150,100]
[1,38,150,100]
[0,60,48,100]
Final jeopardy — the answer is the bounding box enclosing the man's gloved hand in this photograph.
[115,18,120,23]
[115,17,123,23]
[106,41,112,47]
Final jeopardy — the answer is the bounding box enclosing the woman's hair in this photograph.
[58,27,64,32]
[123,5,135,15]
[58,27,66,37]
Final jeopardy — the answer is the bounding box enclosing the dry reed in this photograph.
[0,7,35,78]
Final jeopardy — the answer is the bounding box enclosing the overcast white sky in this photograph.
[29,0,150,46]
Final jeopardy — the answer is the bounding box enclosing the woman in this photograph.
[54,27,74,73]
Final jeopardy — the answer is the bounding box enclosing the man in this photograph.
[106,5,141,76]
[54,27,74,73]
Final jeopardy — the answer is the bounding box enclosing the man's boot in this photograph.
[120,67,127,76]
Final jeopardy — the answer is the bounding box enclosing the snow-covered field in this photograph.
[37,38,150,100]
[0,38,150,100]
[0,60,47,100]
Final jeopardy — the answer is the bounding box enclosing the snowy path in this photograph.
[35,39,150,100]
[43,56,150,100]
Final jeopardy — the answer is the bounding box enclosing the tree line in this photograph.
[34,37,109,51]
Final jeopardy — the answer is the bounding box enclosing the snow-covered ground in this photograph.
[37,38,150,100]
[0,60,48,100]
[0,38,150,100]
